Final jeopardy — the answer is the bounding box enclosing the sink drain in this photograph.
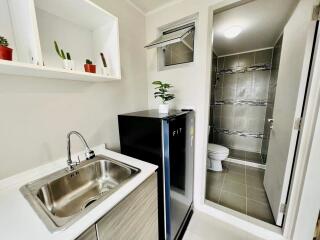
[83,198,98,209]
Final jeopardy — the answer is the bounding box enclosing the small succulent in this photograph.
[54,41,71,60]
[0,36,9,47]
[152,81,175,104]
[86,59,93,65]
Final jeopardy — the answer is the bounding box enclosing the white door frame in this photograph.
[197,0,320,239]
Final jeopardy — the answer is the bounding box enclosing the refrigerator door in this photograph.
[163,111,194,239]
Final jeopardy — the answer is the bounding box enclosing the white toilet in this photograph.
[207,143,229,171]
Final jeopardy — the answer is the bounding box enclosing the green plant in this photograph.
[100,52,107,67]
[54,41,71,60]
[152,81,175,104]
[86,59,93,65]
[0,36,9,47]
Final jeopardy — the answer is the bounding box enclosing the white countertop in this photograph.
[0,145,157,240]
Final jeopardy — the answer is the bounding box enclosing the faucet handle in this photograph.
[85,150,95,160]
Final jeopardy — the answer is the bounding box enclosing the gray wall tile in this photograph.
[254,49,273,65]
[224,55,239,69]
[238,52,255,67]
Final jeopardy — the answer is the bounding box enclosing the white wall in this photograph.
[0,0,147,180]
[146,0,228,209]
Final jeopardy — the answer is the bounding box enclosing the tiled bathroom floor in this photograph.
[229,148,265,164]
[205,162,275,224]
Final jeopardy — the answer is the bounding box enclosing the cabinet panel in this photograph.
[97,173,158,240]
[76,225,97,240]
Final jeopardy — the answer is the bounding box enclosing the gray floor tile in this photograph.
[222,178,246,197]
[246,174,264,190]
[246,166,265,177]
[205,163,275,225]
[224,171,246,184]
[247,186,269,204]
[206,171,225,189]
[206,185,221,203]
[224,162,245,175]
[247,199,275,224]
[220,191,246,214]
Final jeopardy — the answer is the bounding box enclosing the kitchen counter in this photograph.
[0,145,157,240]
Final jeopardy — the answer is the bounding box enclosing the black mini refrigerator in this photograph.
[118,109,194,240]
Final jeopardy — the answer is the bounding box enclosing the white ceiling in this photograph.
[129,0,177,14]
[213,0,300,56]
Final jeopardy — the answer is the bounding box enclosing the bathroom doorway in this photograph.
[205,0,317,227]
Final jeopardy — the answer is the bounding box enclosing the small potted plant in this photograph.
[152,81,175,114]
[54,41,74,70]
[100,52,111,76]
[84,59,96,73]
[0,36,13,61]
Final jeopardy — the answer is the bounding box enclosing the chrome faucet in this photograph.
[66,131,95,171]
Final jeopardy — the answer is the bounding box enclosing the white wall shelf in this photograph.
[0,0,121,82]
[0,60,120,82]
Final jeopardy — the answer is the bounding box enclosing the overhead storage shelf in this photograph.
[0,0,121,82]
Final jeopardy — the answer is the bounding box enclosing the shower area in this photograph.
[209,40,282,167]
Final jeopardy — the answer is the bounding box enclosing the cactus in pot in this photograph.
[54,41,74,70]
[84,59,96,73]
[0,36,13,61]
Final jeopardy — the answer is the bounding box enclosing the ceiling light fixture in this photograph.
[224,26,242,39]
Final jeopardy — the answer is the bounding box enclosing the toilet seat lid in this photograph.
[208,144,229,154]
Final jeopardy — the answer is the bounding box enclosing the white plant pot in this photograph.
[63,59,74,70]
[159,104,169,114]
[101,66,111,76]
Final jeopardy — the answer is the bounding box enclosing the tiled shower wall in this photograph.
[210,49,273,153]
[261,36,283,162]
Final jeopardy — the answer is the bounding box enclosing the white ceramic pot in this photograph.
[102,66,111,76]
[159,103,169,114]
[63,59,75,70]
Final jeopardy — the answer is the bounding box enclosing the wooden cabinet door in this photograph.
[97,173,158,240]
[76,225,97,240]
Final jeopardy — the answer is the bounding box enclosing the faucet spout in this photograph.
[66,131,95,171]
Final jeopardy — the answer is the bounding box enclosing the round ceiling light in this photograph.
[224,26,242,39]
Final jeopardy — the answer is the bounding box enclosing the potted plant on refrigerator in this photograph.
[54,41,74,70]
[0,36,13,61]
[152,81,175,114]
[84,59,96,73]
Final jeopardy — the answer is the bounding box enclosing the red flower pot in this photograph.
[84,64,96,73]
[0,46,13,61]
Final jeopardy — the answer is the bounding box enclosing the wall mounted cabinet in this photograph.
[0,0,121,82]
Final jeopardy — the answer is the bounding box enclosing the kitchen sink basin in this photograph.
[20,155,140,231]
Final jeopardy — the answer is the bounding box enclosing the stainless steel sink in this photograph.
[20,155,140,232]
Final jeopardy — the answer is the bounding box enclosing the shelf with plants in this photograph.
[0,0,120,82]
